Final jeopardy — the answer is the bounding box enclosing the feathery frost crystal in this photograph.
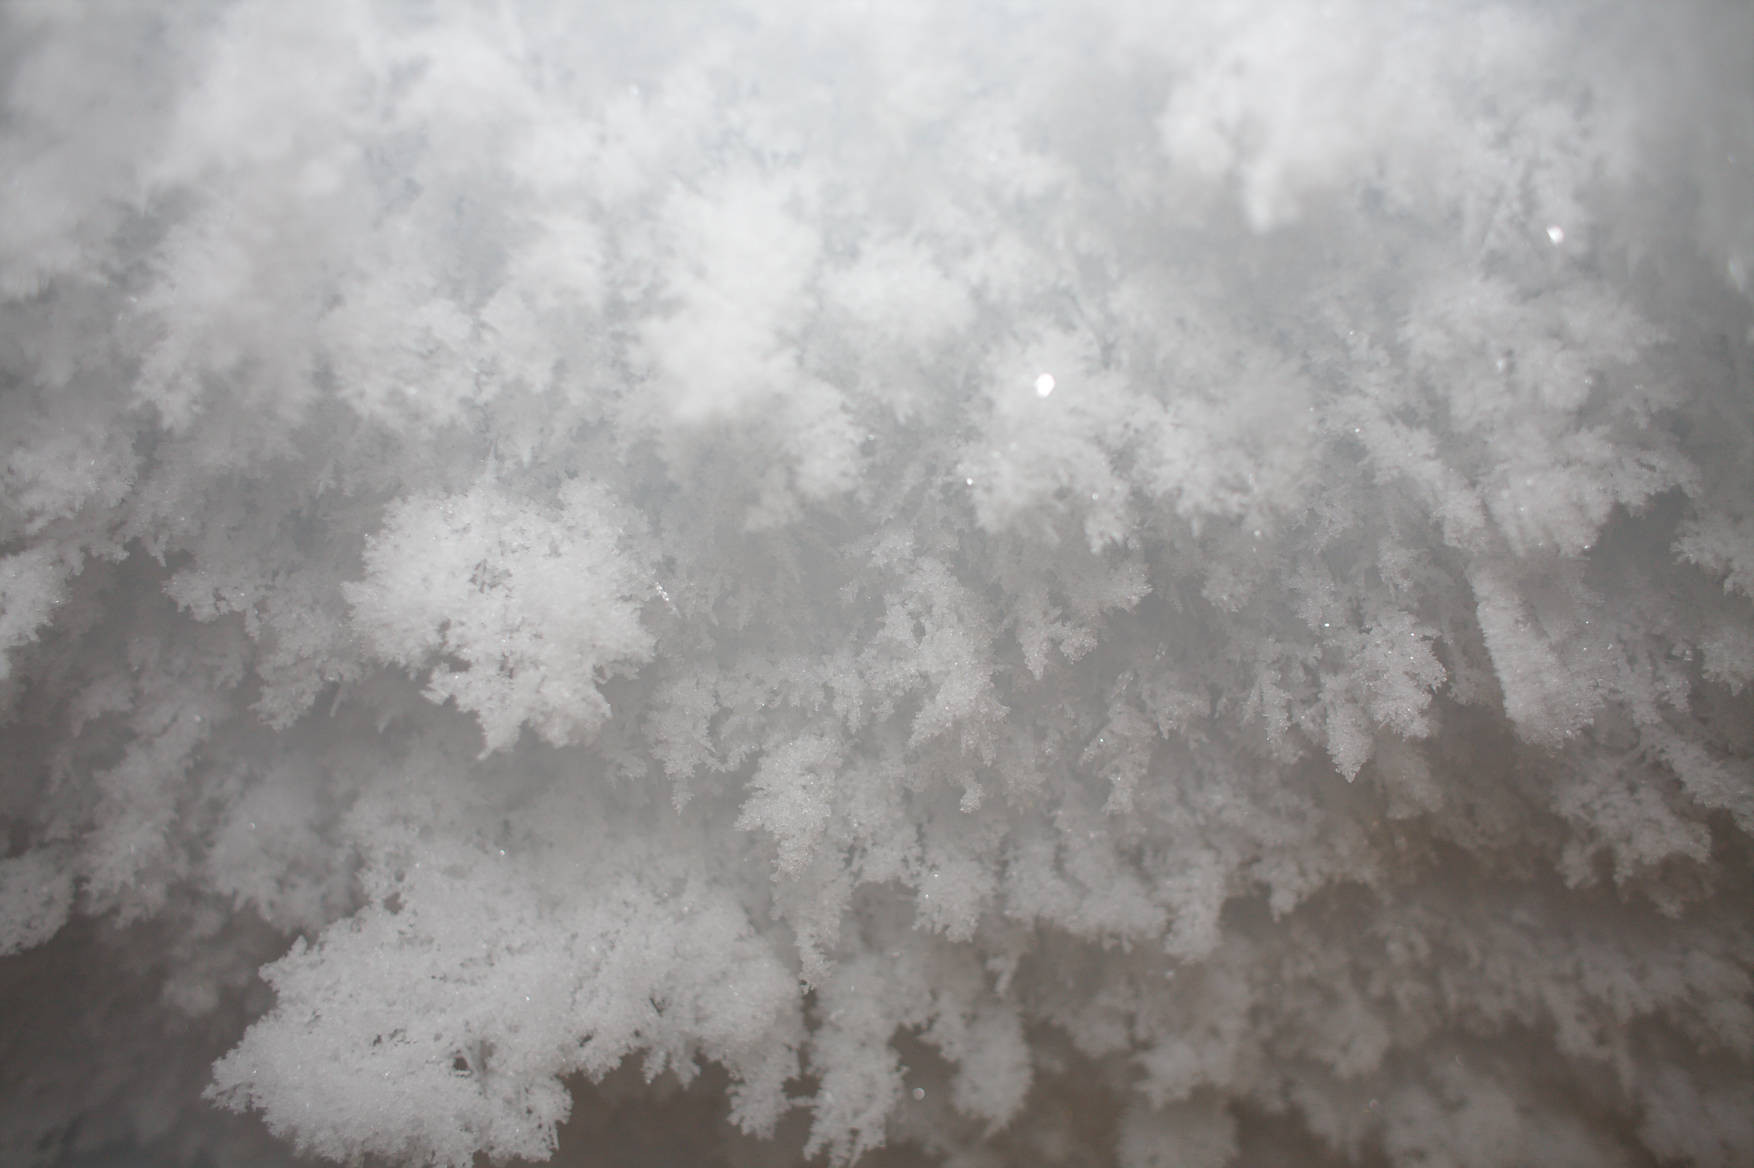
[1,1,1751,1165]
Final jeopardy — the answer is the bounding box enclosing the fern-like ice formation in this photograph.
[1,2,1750,1166]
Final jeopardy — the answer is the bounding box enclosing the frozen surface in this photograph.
[1,1,1751,1165]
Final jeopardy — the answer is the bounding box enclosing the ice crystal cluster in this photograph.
[1,1,1751,1166]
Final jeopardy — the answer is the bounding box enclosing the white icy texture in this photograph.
[0,1,1750,1166]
